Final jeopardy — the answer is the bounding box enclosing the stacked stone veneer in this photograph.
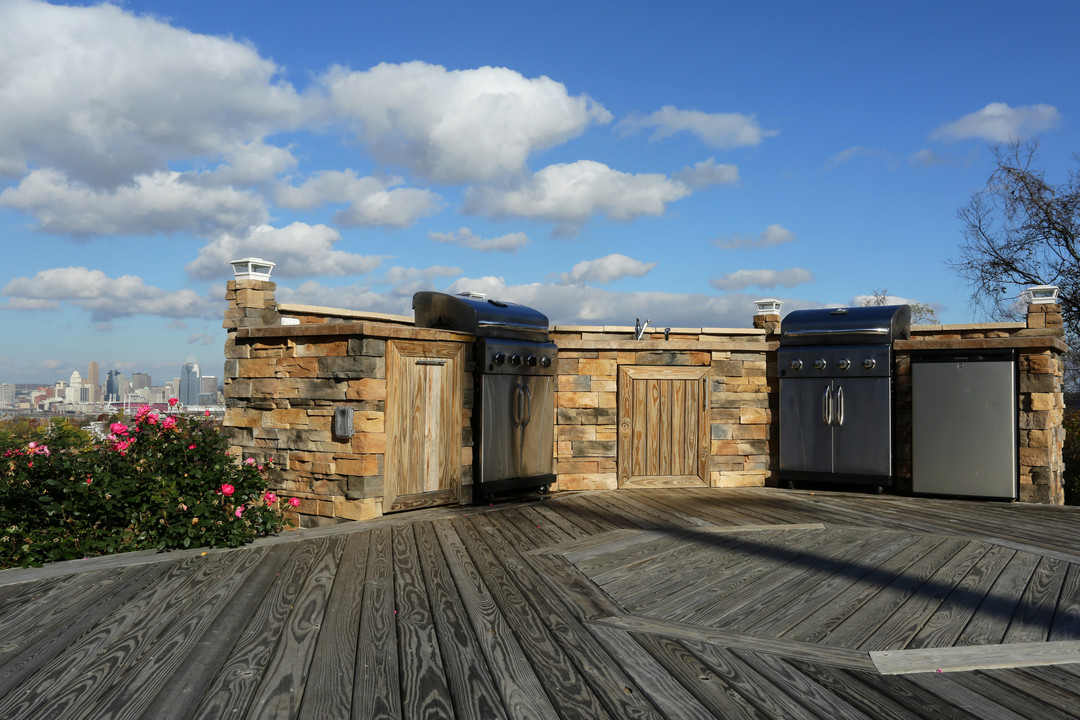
[891,304,1068,504]
[549,327,776,489]
[224,278,1069,527]
[223,278,474,528]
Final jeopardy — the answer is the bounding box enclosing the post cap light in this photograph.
[1027,285,1059,304]
[754,298,783,314]
[230,257,275,281]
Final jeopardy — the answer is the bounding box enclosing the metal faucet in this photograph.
[634,318,650,340]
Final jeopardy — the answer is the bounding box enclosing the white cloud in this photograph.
[559,254,657,285]
[428,227,529,252]
[464,160,691,234]
[276,281,413,316]
[186,222,388,279]
[1,266,218,321]
[823,146,889,170]
[674,158,739,190]
[714,224,795,250]
[0,0,306,187]
[187,333,218,346]
[909,149,948,167]
[274,169,442,228]
[321,61,612,183]
[709,267,814,292]
[618,106,777,148]
[931,102,1061,143]
[0,168,266,236]
[211,142,298,186]
[443,275,794,327]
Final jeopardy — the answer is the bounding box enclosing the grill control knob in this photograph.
[526,355,538,367]
[540,356,552,368]
[493,352,506,365]
[837,358,851,371]
[510,354,523,366]
[862,358,877,370]
[789,359,803,371]
[813,358,827,371]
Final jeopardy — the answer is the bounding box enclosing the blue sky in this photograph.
[1,0,1078,385]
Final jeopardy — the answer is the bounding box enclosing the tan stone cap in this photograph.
[911,321,1026,332]
[277,303,412,324]
[896,336,1069,352]
[236,320,473,343]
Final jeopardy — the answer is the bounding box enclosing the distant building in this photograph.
[106,370,121,402]
[0,383,15,408]
[132,373,152,390]
[65,370,83,404]
[87,361,100,402]
[179,361,200,406]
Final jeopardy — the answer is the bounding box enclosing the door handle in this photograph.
[522,383,532,427]
[835,385,844,426]
[512,384,523,427]
[822,385,833,426]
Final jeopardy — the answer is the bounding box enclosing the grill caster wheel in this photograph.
[538,484,550,495]
[786,480,796,490]
[874,485,884,495]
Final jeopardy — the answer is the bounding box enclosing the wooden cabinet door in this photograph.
[618,365,709,487]
[385,340,463,512]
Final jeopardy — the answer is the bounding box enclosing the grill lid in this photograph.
[780,305,911,345]
[412,291,550,342]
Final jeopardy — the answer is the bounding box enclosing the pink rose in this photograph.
[204,410,211,417]
[110,422,128,435]
[188,444,196,450]
[244,457,256,466]
[168,397,179,407]
[288,497,301,508]
[235,505,244,518]
[221,483,235,497]
[264,491,277,504]
[162,416,177,430]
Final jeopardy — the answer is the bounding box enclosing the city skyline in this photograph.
[2,1,1079,384]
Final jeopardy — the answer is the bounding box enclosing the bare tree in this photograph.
[859,288,939,324]
[951,139,1078,324]
[950,139,1078,391]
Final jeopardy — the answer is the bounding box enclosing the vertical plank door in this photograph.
[617,365,710,487]
[385,340,464,512]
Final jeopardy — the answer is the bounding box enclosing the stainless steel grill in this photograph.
[413,291,557,502]
[778,305,911,491]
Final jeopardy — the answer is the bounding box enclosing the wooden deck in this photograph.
[4,487,1080,718]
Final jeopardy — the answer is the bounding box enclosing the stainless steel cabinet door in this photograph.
[832,377,891,476]
[780,378,834,473]
[480,374,554,484]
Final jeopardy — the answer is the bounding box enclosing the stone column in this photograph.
[1019,301,1066,503]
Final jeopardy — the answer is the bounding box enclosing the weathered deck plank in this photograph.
[3,488,1080,719]
[296,531,369,720]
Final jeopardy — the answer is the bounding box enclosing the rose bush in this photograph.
[1,404,295,568]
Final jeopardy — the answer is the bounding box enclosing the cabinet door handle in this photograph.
[822,386,833,426]
[835,385,844,426]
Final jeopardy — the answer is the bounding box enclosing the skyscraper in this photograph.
[87,361,100,402]
[106,370,121,402]
[179,360,200,406]
[132,373,151,390]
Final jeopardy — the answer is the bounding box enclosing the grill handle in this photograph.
[822,386,832,426]
[835,385,844,426]
[783,327,890,339]
[522,383,532,428]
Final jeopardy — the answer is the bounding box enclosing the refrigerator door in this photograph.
[912,355,1017,498]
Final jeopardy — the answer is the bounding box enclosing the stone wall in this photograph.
[548,326,776,490]
[892,305,1068,503]
[223,278,1070,527]
[223,279,473,527]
